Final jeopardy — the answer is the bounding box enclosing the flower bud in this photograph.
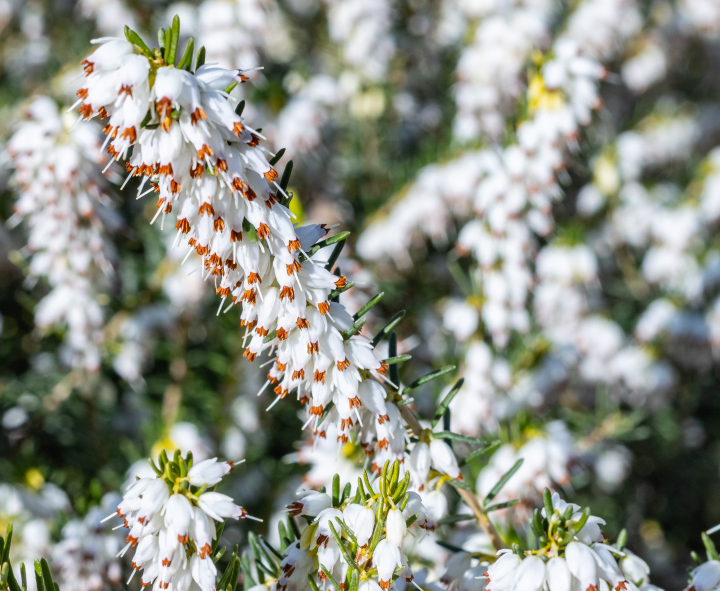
[409,441,431,487]
[386,507,406,547]
[429,439,461,479]
[374,539,402,589]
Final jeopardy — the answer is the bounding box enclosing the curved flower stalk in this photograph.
[5,96,116,372]
[112,452,250,591]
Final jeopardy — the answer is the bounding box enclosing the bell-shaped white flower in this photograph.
[187,458,234,487]
[565,542,598,591]
[514,556,546,591]
[385,507,406,547]
[198,491,247,521]
[344,504,375,547]
[409,442,431,487]
[546,557,572,591]
[374,539,402,589]
[429,439,462,479]
[619,550,650,586]
[689,561,720,591]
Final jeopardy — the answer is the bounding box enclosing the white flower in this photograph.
[429,439,461,479]
[6,97,114,372]
[385,507,406,547]
[115,456,248,591]
[187,458,235,487]
[687,561,720,591]
[374,539,402,589]
[76,34,399,457]
[344,504,375,546]
[408,442,431,488]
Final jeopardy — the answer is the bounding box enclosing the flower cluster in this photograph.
[279,462,425,591]
[114,453,248,591]
[485,492,629,591]
[6,96,116,371]
[74,28,404,453]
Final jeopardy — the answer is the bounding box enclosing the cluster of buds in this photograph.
[74,18,404,454]
[279,461,426,591]
[112,452,250,591]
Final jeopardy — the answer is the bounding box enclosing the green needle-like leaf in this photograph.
[353,292,384,320]
[484,459,524,506]
[371,311,406,347]
[404,365,456,395]
[431,378,464,428]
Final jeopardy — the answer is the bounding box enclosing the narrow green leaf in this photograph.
[279,160,294,194]
[484,459,524,506]
[177,37,195,70]
[348,568,360,591]
[20,562,27,591]
[448,478,471,491]
[432,431,489,445]
[1,523,10,564]
[213,547,227,563]
[324,239,347,271]
[404,365,456,395]
[328,522,357,569]
[435,540,465,553]
[319,565,343,591]
[485,499,520,513]
[269,148,286,166]
[353,292,384,321]
[616,529,627,552]
[340,482,352,504]
[332,474,341,508]
[301,231,351,262]
[235,100,246,117]
[542,488,554,519]
[329,282,355,299]
[460,441,500,467]
[124,26,154,58]
[431,379,464,428]
[196,46,206,69]
[40,558,55,589]
[166,15,181,65]
[342,317,366,340]
[371,311,406,347]
[396,397,414,406]
[308,575,321,591]
[334,517,359,547]
[260,536,283,561]
[383,354,411,365]
[703,532,720,561]
[158,28,166,53]
[33,561,44,591]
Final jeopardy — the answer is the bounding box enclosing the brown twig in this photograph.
[397,405,506,551]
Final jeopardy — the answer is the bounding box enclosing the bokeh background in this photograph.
[1,0,720,589]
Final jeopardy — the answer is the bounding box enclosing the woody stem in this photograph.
[397,405,507,551]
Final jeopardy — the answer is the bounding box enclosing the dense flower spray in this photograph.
[72,23,406,455]
[6,96,116,371]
